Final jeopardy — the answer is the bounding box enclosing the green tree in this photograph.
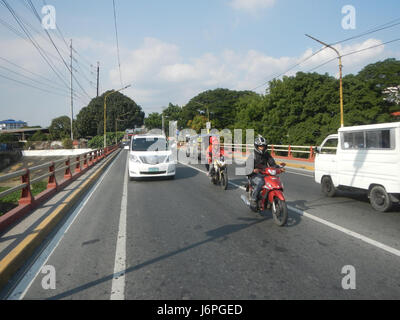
[162,103,185,129]
[187,115,207,133]
[75,91,145,138]
[49,116,75,140]
[28,130,48,141]
[182,88,258,129]
[144,112,162,130]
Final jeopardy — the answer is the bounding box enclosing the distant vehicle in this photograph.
[128,134,175,180]
[315,122,400,212]
[122,140,130,150]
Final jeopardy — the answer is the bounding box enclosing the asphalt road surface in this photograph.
[6,150,400,299]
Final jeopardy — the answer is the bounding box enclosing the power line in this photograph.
[1,0,71,91]
[307,37,400,73]
[112,0,123,87]
[251,16,400,92]
[25,0,92,100]
[0,71,87,104]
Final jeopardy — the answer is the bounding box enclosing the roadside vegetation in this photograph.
[0,180,47,216]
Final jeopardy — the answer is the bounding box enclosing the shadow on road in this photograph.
[45,216,269,300]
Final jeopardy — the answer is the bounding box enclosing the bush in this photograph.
[28,130,48,142]
[88,132,125,149]
[0,134,18,143]
[62,138,73,149]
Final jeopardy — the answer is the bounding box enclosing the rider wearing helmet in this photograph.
[249,135,279,210]
[206,136,225,177]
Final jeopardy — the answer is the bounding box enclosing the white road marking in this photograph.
[7,151,123,300]
[178,161,400,258]
[110,153,128,300]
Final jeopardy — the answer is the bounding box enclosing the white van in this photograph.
[315,122,400,212]
[128,134,176,180]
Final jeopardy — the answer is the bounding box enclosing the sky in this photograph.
[0,0,400,127]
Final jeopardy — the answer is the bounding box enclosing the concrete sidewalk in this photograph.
[0,149,121,293]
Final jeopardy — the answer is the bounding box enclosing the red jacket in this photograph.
[207,145,226,164]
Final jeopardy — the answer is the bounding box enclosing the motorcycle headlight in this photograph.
[268,169,276,176]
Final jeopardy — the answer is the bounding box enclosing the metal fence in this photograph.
[0,145,119,207]
[222,143,317,162]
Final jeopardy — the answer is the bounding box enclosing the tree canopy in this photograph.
[75,91,144,138]
[49,116,76,140]
[141,58,400,146]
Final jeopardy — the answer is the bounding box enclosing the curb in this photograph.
[0,148,121,292]
[278,162,314,171]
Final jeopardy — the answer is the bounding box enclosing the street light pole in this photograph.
[306,34,344,127]
[104,84,131,148]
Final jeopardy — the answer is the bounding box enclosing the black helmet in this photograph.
[254,135,267,155]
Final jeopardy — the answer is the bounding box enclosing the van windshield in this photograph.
[132,138,168,151]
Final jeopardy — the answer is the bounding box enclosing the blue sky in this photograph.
[1,0,400,127]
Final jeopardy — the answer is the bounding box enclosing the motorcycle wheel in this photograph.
[271,197,288,227]
[211,171,218,185]
[220,170,228,190]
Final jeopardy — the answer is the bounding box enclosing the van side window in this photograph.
[321,138,338,154]
[342,131,364,149]
[342,129,394,150]
[366,130,391,149]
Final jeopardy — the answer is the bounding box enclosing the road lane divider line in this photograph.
[0,149,121,293]
[7,150,123,300]
[178,161,400,258]
[110,153,128,300]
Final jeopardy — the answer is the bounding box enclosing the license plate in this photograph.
[148,167,159,172]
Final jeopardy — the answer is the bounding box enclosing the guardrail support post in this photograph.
[64,158,72,180]
[47,162,57,190]
[75,156,81,174]
[309,146,315,161]
[271,145,275,157]
[83,153,88,169]
[19,169,34,206]
[288,145,292,159]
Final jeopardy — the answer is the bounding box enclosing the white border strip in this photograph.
[110,153,128,300]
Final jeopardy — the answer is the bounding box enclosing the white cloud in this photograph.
[0,32,396,127]
[230,0,276,12]
[107,37,395,111]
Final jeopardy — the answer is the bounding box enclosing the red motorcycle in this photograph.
[241,164,288,226]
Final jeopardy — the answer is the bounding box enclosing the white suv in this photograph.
[128,134,176,179]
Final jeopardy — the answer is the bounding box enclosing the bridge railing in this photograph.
[222,143,317,162]
[0,145,119,230]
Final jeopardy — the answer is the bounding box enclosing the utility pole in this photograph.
[306,34,344,127]
[96,61,100,97]
[70,39,74,140]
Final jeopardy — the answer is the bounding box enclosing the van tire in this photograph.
[370,186,392,212]
[321,176,336,197]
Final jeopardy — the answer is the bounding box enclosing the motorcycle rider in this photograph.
[248,135,280,210]
[206,136,225,177]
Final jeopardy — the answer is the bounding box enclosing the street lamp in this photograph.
[104,84,131,148]
[306,34,344,127]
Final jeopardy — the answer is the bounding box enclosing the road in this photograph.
[5,150,400,299]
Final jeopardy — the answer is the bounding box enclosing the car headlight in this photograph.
[165,154,176,163]
[130,155,140,163]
